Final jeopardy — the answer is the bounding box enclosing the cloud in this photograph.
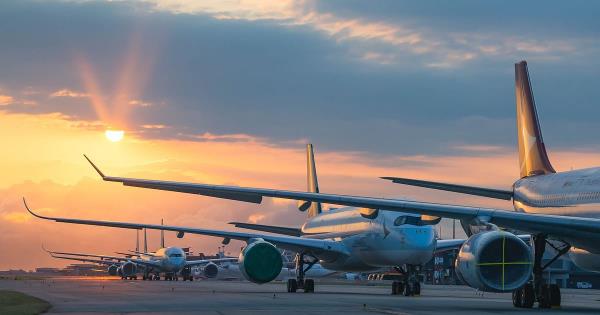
[129,99,152,107]
[141,124,166,129]
[1,0,600,159]
[247,213,266,224]
[192,132,262,143]
[140,0,595,68]
[50,88,89,98]
[0,94,14,105]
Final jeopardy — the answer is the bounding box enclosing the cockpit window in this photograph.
[394,216,423,226]
[169,253,183,257]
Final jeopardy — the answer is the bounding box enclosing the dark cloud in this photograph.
[1,0,599,156]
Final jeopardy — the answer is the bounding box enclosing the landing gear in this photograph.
[181,267,194,281]
[287,253,316,293]
[513,234,569,309]
[390,265,421,296]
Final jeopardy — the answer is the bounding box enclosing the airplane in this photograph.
[24,144,465,296]
[53,60,600,308]
[44,225,237,281]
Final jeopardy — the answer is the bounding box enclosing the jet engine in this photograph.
[121,261,137,277]
[455,231,532,292]
[238,239,283,284]
[203,262,219,278]
[107,264,118,276]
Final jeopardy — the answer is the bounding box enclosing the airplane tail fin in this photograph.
[160,219,165,248]
[515,61,555,177]
[135,229,139,253]
[143,228,148,253]
[305,144,322,217]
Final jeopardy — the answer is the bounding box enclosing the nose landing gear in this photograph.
[390,265,421,296]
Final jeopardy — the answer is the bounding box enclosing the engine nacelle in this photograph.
[121,261,137,277]
[203,263,219,278]
[238,240,282,284]
[107,265,119,276]
[455,231,532,292]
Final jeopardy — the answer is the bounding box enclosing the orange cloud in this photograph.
[50,89,89,98]
[0,94,14,106]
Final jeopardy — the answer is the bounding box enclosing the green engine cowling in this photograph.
[238,240,283,284]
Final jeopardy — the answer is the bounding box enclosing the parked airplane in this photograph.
[44,225,236,281]
[24,144,464,295]
[62,61,600,308]
[45,247,142,279]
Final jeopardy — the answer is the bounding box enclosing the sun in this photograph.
[105,130,124,142]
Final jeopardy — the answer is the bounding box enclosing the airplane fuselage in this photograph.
[513,167,600,270]
[300,207,436,271]
[141,247,187,274]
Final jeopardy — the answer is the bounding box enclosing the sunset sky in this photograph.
[1,0,600,270]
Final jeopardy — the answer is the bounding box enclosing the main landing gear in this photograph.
[287,253,316,293]
[164,273,179,281]
[513,234,570,309]
[143,273,161,281]
[391,265,421,296]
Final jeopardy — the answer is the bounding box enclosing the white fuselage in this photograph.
[140,247,187,274]
[513,167,600,271]
[299,207,437,271]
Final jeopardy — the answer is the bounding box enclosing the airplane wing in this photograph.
[82,157,600,246]
[24,199,350,257]
[185,257,238,267]
[380,176,513,200]
[43,246,130,262]
[47,251,161,270]
[49,253,120,266]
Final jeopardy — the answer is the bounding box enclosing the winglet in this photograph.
[41,243,51,253]
[23,198,49,219]
[83,154,106,178]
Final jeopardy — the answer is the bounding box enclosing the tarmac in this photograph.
[1,277,599,314]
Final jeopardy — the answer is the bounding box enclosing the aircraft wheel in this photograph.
[391,281,403,295]
[512,289,523,307]
[403,282,412,296]
[538,284,551,308]
[549,284,561,308]
[304,279,314,293]
[521,283,534,308]
[287,279,297,293]
[413,282,421,296]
